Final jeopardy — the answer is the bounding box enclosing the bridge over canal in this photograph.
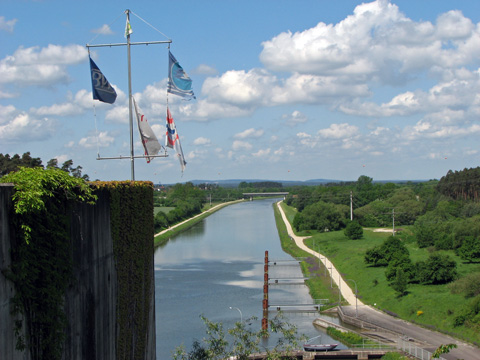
[243,192,289,199]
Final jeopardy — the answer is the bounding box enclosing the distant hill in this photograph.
[160,178,340,187]
[157,178,430,187]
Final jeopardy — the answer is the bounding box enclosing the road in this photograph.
[276,201,480,360]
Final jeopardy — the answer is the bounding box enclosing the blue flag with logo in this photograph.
[89,56,117,104]
[167,51,195,100]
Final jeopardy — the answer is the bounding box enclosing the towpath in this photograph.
[276,201,361,307]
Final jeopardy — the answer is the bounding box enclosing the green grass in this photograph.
[154,206,175,215]
[277,202,480,346]
[154,200,244,248]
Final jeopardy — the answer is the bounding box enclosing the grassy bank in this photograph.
[275,201,480,346]
[154,200,243,247]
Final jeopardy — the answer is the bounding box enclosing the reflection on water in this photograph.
[154,199,344,359]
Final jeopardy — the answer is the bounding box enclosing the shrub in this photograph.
[417,253,457,285]
[344,220,363,239]
[448,272,480,298]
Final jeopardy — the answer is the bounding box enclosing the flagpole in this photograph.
[86,11,172,178]
[126,9,135,180]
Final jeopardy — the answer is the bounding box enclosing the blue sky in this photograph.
[2,0,480,184]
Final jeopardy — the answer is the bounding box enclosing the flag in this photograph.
[166,107,187,172]
[167,51,195,100]
[125,17,133,37]
[133,97,162,163]
[89,56,117,104]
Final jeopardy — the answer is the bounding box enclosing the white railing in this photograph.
[398,339,447,360]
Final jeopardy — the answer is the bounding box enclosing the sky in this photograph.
[2,0,480,184]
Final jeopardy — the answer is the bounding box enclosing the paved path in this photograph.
[276,201,362,307]
[276,201,480,360]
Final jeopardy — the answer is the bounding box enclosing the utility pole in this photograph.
[392,208,395,236]
[350,191,353,221]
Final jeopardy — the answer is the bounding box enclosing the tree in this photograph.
[355,175,376,204]
[0,152,42,176]
[457,236,480,263]
[432,343,457,358]
[364,236,409,267]
[344,220,363,239]
[417,254,458,285]
[385,252,414,282]
[293,201,345,232]
[173,313,303,360]
[391,268,408,296]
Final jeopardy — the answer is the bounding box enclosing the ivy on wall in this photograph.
[2,169,155,360]
[1,167,96,360]
[96,181,155,360]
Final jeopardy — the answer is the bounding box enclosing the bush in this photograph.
[448,272,480,298]
[344,220,363,239]
[364,236,409,267]
[154,211,169,232]
[417,253,457,285]
[457,236,480,263]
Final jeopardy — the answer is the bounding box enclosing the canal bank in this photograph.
[154,199,245,246]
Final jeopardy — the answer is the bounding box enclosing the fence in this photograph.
[398,339,447,360]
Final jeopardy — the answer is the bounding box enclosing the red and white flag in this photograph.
[166,107,187,172]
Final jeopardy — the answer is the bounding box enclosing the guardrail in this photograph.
[398,339,447,360]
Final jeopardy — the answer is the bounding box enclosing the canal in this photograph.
[154,198,345,359]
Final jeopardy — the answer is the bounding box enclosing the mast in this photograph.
[86,10,172,181]
[126,9,135,180]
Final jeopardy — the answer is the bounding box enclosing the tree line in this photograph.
[0,152,90,180]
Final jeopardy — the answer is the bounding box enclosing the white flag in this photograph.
[133,97,161,163]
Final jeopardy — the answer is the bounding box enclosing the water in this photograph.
[154,198,345,359]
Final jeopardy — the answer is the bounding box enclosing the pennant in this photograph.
[133,97,162,163]
[166,107,187,172]
[89,56,117,104]
[167,51,195,100]
[125,18,133,37]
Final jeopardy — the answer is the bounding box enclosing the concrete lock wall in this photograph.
[0,184,156,360]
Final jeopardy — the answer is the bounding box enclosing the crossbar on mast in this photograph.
[86,40,172,48]
[97,154,168,160]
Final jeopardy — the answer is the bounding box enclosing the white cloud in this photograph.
[0,16,17,32]
[0,44,88,86]
[283,110,307,125]
[234,128,264,139]
[92,24,114,35]
[192,64,217,75]
[33,103,84,117]
[317,123,359,139]
[202,68,277,106]
[0,104,16,125]
[193,137,211,145]
[259,0,480,83]
[252,148,270,157]
[339,68,480,118]
[78,131,114,149]
[0,112,57,143]
[232,140,252,151]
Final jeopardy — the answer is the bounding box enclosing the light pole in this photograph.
[229,306,243,323]
[347,279,358,317]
